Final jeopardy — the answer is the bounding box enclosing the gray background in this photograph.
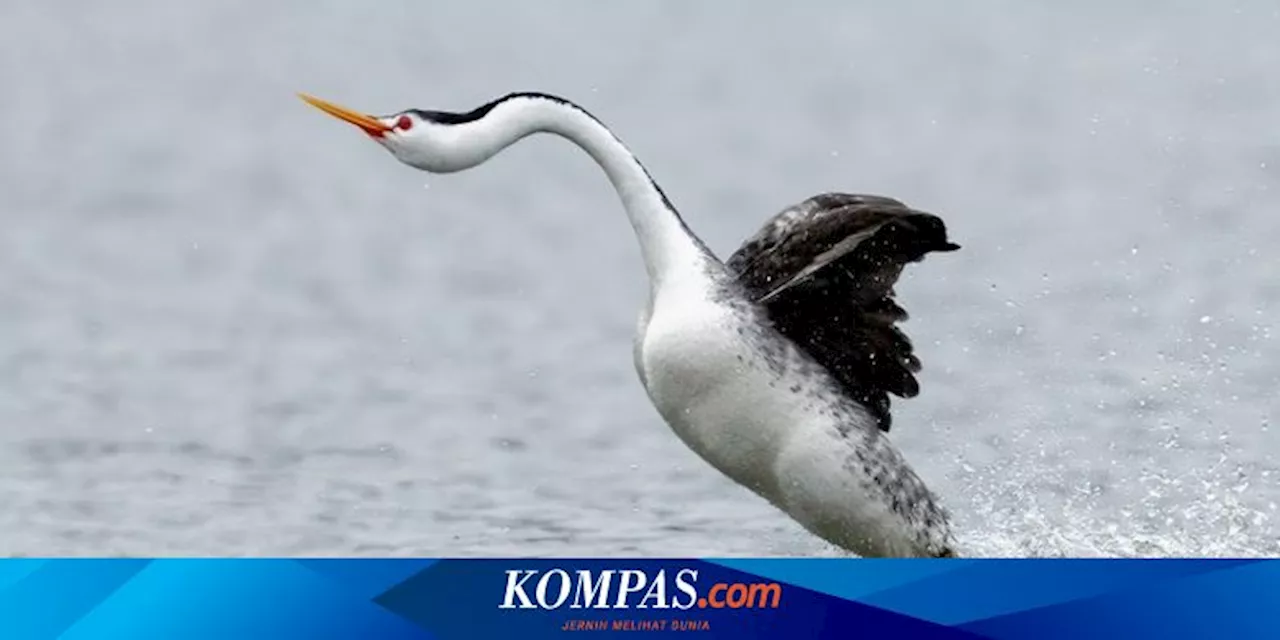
[0,1,1277,556]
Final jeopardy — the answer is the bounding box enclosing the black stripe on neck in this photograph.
[406,92,702,247]
[408,92,583,126]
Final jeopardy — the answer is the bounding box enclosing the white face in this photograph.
[298,94,492,175]
[372,111,488,174]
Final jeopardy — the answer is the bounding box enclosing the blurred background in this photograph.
[0,1,1277,556]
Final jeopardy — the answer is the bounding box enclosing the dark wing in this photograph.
[727,193,960,432]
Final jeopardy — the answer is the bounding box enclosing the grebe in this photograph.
[300,91,960,557]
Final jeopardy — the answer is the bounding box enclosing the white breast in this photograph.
[638,288,786,493]
[633,278,951,558]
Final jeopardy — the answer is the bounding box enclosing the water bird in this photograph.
[299,91,960,557]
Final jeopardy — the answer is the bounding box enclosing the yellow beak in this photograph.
[298,92,391,137]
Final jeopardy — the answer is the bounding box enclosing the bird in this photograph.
[299,91,961,557]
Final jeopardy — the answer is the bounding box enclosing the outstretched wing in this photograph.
[727,193,960,432]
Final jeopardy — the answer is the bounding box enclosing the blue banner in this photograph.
[0,558,1273,639]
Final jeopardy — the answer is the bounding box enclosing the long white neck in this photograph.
[436,94,712,289]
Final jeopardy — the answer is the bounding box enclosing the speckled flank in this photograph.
[708,271,955,556]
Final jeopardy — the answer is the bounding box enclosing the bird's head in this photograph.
[298,93,492,173]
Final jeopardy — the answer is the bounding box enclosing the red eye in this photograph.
[396,115,413,131]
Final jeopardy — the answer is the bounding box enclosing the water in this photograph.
[0,1,1277,556]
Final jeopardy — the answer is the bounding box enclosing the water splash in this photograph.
[951,450,1278,558]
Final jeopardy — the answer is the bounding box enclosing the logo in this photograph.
[498,568,782,611]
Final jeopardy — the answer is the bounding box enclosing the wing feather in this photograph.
[727,193,959,432]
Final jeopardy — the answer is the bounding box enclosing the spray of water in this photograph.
[952,445,1277,558]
